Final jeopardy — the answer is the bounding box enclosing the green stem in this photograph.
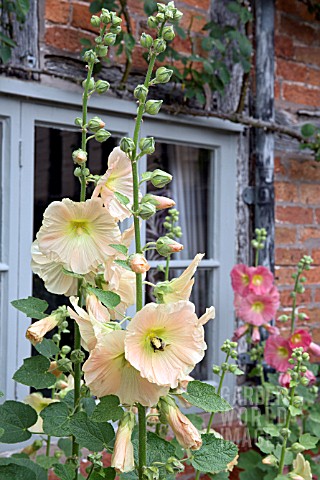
[138,404,147,479]
[165,255,170,281]
[255,248,259,267]
[278,387,295,474]
[86,465,95,480]
[290,270,301,334]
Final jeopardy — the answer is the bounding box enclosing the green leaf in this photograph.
[299,433,318,450]
[91,395,124,423]
[58,437,73,457]
[182,380,232,413]
[301,123,316,138]
[192,434,238,473]
[109,244,128,256]
[114,259,133,271]
[208,472,229,480]
[35,338,60,358]
[41,402,71,437]
[0,464,36,480]
[0,32,16,48]
[146,432,176,465]
[62,267,84,279]
[0,458,46,480]
[175,25,187,39]
[91,468,116,480]
[35,455,59,470]
[256,436,275,454]
[69,411,115,451]
[263,424,279,437]
[13,355,55,389]
[0,391,3,397]
[114,191,130,206]
[16,0,30,17]
[236,450,262,469]
[0,401,37,443]
[289,405,302,417]
[186,413,204,430]
[141,171,153,182]
[11,296,48,319]
[274,445,293,465]
[87,287,121,309]
[54,464,76,480]
[0,45,12,63]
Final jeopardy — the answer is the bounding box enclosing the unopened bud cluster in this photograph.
[163,208,182,240]
[213,340,240,376]
[251,227,267,251]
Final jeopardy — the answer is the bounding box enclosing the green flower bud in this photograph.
[139,137,155,154]
[166,457,184,473]
[171,8,183,22]
[162,25,175,41]
[293,396,303,408]
[74,117,82,127]
[278,314,289,323]
[56,358,73,372]
[134,84,148,102]
[154,67,173,84]
[145,99,163,115]
[83,49,97,63]
[74,167,82,177]
[120,137,135,153]
[151,168,172,187]
[140,33,153,49]
[70,349,85,364]
[212,365,220,374]
[300,377,309,386]
[100,8,111,24]
[280,427,291,438]
[291,442,306,454]
[95,35,103,44]
[110,13,122,26]
[88,116,105,132]
[96,45,108,57]
[302,352,310,361]
[72,148,87,165]
[147,16,159,28]
[82,77,95,90]
[104,33,117,46]
[95,129,111,142]
[156,236,184,257]
[110,25,122,34]
[95,79,110,94]
[90,15,101,28]
[157,3,166,13]
[153,38,166,54]
[142,466,159,480]
[138,202,157,220]
[61,345,71,355]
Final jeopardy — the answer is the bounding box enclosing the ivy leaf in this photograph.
[13,355,56,389]
[11,296,48,319]
[191,434,238,473]
[35,338,60,358]
[87,287,121,309]
[0,401,37,443]
[299,433,318,450]
[114,192,130,206]
[69,411,115,451]
[0,464,36,480]
[91,395,124,423]
[182,381,232,413]
[301,123,316,138]
[114,259,133,271]
[256,436,274,454]
[41,402,71,437]
[54,464,76,480]
[109,244,128,256]
[0,458,46,480]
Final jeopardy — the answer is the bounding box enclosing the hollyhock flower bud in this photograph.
[150,169,172,188]
[129,254,150,274]
[145,100,163,115]
[95,79,110,94]
[90,15,101,27]
[304,369,316,385]
[134,84,148,102]
[153,38,166,54]
[309,341,320,356]
[289,453,312,480]
[96,45,108,57]
[120,137,135,154]
[252,326,260,343]
[26,307,67,345]
[72,148,87,165]
[111,411,135,473]
[100,8,111,24]
[154,67,173,84]
[232,323,249,341]
[83,50,97,63]
[139,202,157,220]
[156,236,184,257]
[104,33,117,46]
[95,129,111,142]
[279,372,291,388]
[140,33,153,49]
[162,26,175,41]
[147,16,159,28]
[158,397,202,450]
[262,455,278,466]
[110,25,121,34]
[48,361,62,378]
[88,116,105,132]
[139,137,155,154]
[171,8,183,22]
[110,13,122,26]
[142,194,175,210]
[264,324,280,335]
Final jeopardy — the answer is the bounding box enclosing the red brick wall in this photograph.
[274,0,320,342]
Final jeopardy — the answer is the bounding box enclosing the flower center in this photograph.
[291,333,301,344]
[277,346,289,358]
[150,336,166,352]
[251,301,265,313]
[70,219,90,236]
[252,274,263,286]
[242,274,250,286]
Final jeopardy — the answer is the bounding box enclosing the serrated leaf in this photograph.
[0,401,37,443]
[109,244,128,256]
[114,191,130,206]
[0,464,36,480]
[11,296,48,319]
[91,395,124,423]
[274,445,293,465]
[41,402,71,437]
[35,338,60,358]
[299,433,318,450]
[0,458,46,480]
[192,434,238,473]
[186,413,204,430]
[69,411,114,451]
[54,464,76,480]
[301,123,316,138]
[114,259,133,271]
[182,381,232,413]
[87,287,121,309]
[13,355,55,389]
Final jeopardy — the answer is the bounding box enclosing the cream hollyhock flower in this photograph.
[125,301,214,388]
[83,330,169,407]
[154,253,204,303]
[92,147,133,221]
[37,198,121,275]
[111,411,135,473]
[289,453,312,480]
[159,396,202,450]
[26,310,65,345]
[24,392,58,433]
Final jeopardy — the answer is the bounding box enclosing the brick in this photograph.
[45,0,70,24]
[276,247,307,265]
[282,83,320,107]
[303,266,320,284]
[275,181,298,203]
[311,248,320,265]
[45,25,94,53]
[276,206,313,224]
[279,287,312,307]
[276,0,316,22]
[308,67,320,86]
[289,159,320,182]
[179,10,208,33]
[280,14,320,46]
[71,1,97,33]
[300,183,320,204]
[300,227,320,243]
[274,79,281,100]
[276,59,308,83]
[275,156,286,176]
[294,46,320,67]
[275,266,296,285]
[275,35,294,58]
[179,0,211,10]
[275,226,297,244]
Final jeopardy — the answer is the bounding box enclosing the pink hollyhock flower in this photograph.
[111,411,135,473]
[235,286,280,326]
[37,198,121,275]
[233,323,250,341]
[265,335,292,372]
[83,330,169,407]
[252,326,260,343]
[249,266,274,295]
[86,293,110,324]
[264,324,280,335]
[289,329,312,351]
[230,264,251,297]
[92,147,133,221]
[26,308,67,345]
[125,301,214,388]
[279,372,291,388]
[304,369,316,385]
[159,396,202,450]
[309,341,320,356]
[129,254,150,274]
[152,195,175,210]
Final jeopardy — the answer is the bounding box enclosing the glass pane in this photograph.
[146,142,214,261]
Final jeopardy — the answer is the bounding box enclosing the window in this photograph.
[0,78,240,405]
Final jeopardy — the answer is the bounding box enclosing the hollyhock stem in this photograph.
[165,255,170,281]
[278,387,295,474]
[290,273,300,335]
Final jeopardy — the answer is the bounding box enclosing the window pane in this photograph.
[146,142,214,260]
